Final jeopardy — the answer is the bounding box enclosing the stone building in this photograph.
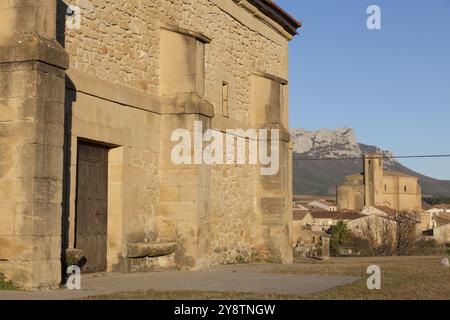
[291,209,363,246]
[337,154,422,212]
[347,215,397,246]
[0,0,300,288]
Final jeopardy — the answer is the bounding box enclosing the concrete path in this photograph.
[0,264,358,300]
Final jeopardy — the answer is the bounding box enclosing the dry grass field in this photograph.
[86,256,450,300]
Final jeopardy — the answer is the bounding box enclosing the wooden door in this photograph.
[75,141,109,272]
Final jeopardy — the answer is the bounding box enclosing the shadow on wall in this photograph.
[56,1,68,47]
[60,77,77,284]
[57,0,79,285]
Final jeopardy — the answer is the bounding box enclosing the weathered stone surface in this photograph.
[1,0,298,288]
[162,92,214,117]
[0,35,68,69]
[0,1,67,290]
[127,242,178,258]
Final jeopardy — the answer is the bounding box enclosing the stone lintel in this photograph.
[160,23,212,44]
[66,68,162,115]
[252,70,288,85]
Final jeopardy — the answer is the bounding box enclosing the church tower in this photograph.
[363,153,384,206]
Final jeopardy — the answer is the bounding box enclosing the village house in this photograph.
[429,224,450,243]
[291,209,363,245]
[291,209,327,257]
[433,212,450,227]
[423,212,450,243]
[307,200,336,212]
[347,215,396,245]
[292,202,309,211]
[291,209,313,245]
[293,195,337,211]
[360,205,397,217]
[418,209,450,234]
[308,211,364,231]
[0,0,301,288]
[417,211,433,232]
[427,205,450,215]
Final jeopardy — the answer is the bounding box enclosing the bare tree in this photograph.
[395,211,418,256]
[358,217,396,256]
[378,218,395,256]
[360,220,377,255]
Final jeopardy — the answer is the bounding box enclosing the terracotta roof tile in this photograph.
[293,210,310,221]
[435,213,450,227]
[422,201,433,210]
[373,205,397,216]
[310,211,365,220]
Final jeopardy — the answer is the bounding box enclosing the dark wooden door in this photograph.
[75,141,109,272]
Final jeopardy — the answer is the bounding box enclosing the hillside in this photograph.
[291,128,450,197]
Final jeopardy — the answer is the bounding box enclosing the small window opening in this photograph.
[222,81,229,117]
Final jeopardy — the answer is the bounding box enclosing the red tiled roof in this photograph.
[261,0,302,27]
[434,204,450,209]
[310,211,365,220]
[422,201,433,210]
[435,213,450,227]
[293,210,310,221]
[373,205,397,216]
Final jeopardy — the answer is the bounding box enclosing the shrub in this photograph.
[330,221,351,256]
[0,272,16,290]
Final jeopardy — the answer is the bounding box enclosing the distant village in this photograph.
[292,154,450,258]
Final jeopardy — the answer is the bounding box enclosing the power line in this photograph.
[292,154,450,161]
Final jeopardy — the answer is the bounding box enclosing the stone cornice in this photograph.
[0,34,69,70]
[244,0,302,37]
[161,92,215,118]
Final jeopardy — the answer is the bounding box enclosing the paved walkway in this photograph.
[0,264,358,300]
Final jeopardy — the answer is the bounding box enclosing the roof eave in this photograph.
[245,0,302,37]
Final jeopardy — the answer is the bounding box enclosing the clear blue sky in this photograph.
[276,0,450,180]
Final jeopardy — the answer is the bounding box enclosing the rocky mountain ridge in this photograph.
[290,128,450,197]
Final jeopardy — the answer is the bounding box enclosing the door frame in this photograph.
[66,137,124,273]
[74,140,110,272]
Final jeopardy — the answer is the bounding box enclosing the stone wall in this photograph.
[1,0,296,287]
[60,0,291,267]
[64,74,162,272]
[380,175,422,212]
[207,156,257,264]
[0,0,69,288]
